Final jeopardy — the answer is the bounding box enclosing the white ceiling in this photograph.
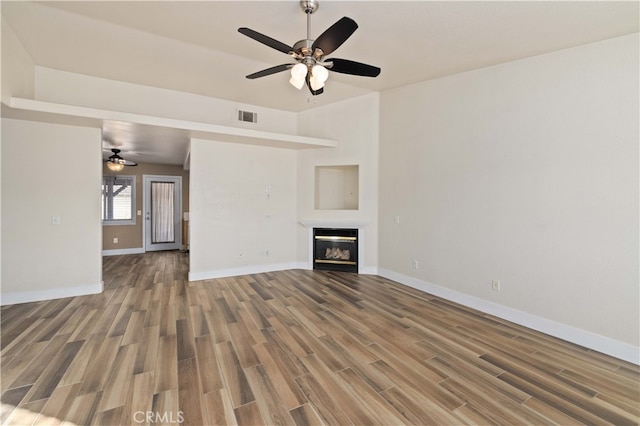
[2,1,638,164]
[101,120,191,167]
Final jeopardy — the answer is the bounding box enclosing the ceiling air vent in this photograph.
[237,110,257,123]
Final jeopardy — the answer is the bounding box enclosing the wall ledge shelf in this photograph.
[3,97,336,150]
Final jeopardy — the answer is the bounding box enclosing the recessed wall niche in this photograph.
[314,165,359,210]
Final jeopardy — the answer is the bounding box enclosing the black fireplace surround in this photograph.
[313,228,358,273]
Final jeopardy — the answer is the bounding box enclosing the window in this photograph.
[102,175,136,225]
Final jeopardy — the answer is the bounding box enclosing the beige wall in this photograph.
[378,34,639,353]
[102,162,189,251]
[296,93,380,273]
[36,67,298,135]
[2,118,102,303]
[189,139,298,280]
[1,16,35,104]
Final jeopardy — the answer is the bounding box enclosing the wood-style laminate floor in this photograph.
[1,251,638,425]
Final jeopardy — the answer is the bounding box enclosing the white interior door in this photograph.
[144,175,182,251]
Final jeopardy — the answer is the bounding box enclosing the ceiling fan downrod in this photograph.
[293,0,327,67]
[300,0,319,40]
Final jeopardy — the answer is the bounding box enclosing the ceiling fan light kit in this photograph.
[106,161,125,172]
[238,0,380,96]
[106,148,137,171]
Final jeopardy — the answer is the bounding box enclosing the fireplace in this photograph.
[313,228,358,273]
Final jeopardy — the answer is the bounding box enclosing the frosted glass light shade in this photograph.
[289,63,307,90]
[310,64,329,90]
[290,76,305,89]
[312,64,328,82]
[107,161,125,172]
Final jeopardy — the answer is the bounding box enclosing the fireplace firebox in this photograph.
[313,228,358,273]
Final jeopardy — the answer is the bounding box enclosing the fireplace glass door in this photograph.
[313,228,358,273]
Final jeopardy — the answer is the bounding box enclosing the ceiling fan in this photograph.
[238,0,380,96]
[105,148,137,172]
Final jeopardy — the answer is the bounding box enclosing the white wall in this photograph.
[1,16,35,104]
[297,93,380,273]
[1,119,103,304]
[35,67,298,135]
[188,138,298,280]
[378,34,639,360]
[189,92,381,279]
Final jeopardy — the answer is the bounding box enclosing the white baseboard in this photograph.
[360,266,379,275]
[102,247,145,256]
[1,283,103,306]
[378,268,639,365]
[189,262,301,281]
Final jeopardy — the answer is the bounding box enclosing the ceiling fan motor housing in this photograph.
[292,39,325,65]
[300,0,319,15]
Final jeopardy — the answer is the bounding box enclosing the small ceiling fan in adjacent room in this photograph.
[105,149,137,172]
[238,0,381,96]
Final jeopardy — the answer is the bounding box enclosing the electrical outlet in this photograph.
[113,237,118,244]
[412,259,419,269]
[492,280,501,291]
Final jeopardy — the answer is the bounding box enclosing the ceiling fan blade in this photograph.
[305,73,324,96]
[312,17,358,56]
[246,64,293,79]
[105,159,137,167]
[238,27,293,54]
[328,58,381,77]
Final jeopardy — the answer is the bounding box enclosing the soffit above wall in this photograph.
[3,98,336,166]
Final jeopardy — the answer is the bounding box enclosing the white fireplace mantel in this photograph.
[299,220,369,229]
